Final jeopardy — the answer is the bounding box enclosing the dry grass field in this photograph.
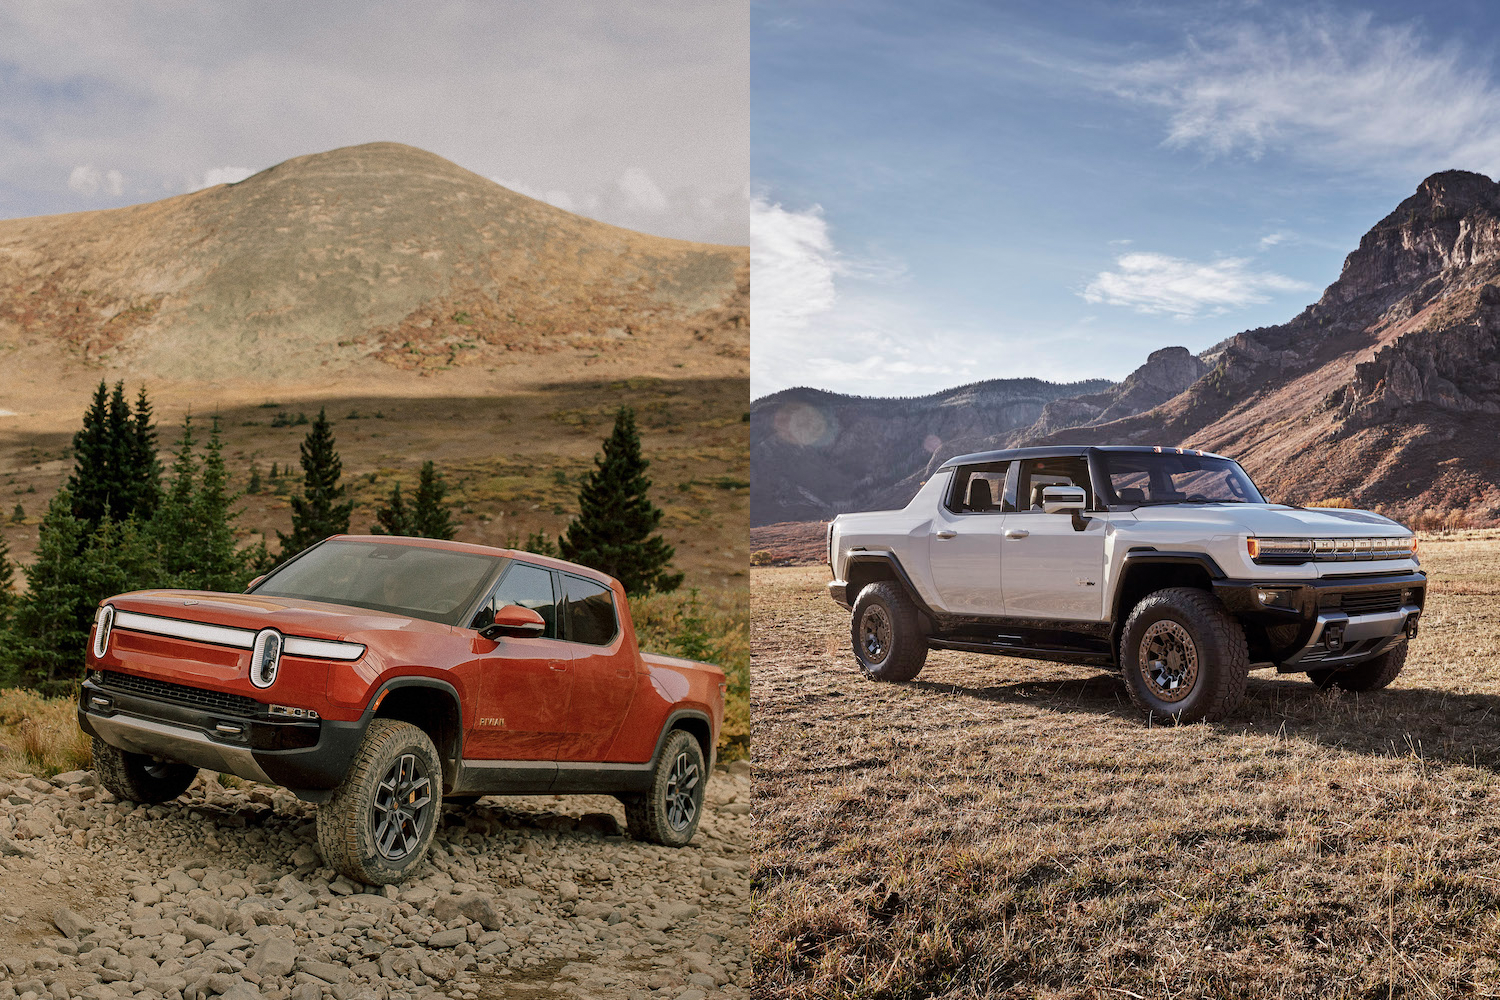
[752,532,1500,998]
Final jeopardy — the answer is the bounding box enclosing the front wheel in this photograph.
[621,730,706,848]
[92,738,198,803]
[1119,587,1249,723]
[316,719,442,885]
[1309,642,1408,692]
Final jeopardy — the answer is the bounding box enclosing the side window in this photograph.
[944,462,1009,514]
[563,575,619,646]
[1014,457,1091,512]
[475,562,558,638]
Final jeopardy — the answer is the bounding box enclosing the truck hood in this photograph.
[1129,503,1411,537]
[107,590,446,643]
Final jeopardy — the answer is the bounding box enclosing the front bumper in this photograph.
[78,672,367,795]
[827,580,849,608]
[1212,570,1425,670]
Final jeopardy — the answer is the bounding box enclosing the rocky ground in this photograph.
[0,761,752,1000]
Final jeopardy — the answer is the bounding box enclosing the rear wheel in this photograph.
[850,581,928,681]
[317,719,441,885]
[621,730,705,848]
[1309,643,1408,692]
[92,738,198,803]
[1119,587,1248,723]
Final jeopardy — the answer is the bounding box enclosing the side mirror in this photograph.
[478,604,546,641]
[1041,485,1091,532]
[1041,485,1087,513]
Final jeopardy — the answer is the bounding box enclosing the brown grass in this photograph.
[632,586,749,760]
[0,688,91,776]
[751,535,1500,998]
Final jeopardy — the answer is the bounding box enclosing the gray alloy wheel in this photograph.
[317,719,443,885]
[621,729,707,847]
[371,753,434,861]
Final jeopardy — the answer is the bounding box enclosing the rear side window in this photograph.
[476,562,558,638]
[945,462,1010,514]
[1014,457,1091,512]
[563,575,618,646]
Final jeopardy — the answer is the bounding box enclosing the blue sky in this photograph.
[0,3,747,244]
[750,0,1500,397]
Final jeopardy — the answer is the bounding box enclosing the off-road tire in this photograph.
[317,719,442,886]
[1309,642,1408,693]
[620,730,705,848]
[91,737,198,803]
[850,581,928,681]
[1120,587,1249,723]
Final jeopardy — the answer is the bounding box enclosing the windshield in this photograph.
[253,539,504,625]
[1099,452,1265,506]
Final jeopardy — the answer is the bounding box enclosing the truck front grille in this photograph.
[1335,590,1405,616]
[96,671,261,718]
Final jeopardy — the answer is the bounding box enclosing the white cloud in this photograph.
[1258,231,1291,249]
[491,176,578,213]
[196,166,254,190]
[616,167,667,214]
[1082,251,1311,318]
[68,165,122,196]
[1115,12,1500,177]
[751,196,840,339]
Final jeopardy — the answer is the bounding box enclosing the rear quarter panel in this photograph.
[603,651,724,763]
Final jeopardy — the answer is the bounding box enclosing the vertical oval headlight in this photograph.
[250,628,283,688]
[91,605,115,659]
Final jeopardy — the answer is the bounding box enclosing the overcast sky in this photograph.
[0,1,748,245]
[752,0,1500,397]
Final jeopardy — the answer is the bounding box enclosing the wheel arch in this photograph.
[655,708,715,771]
[365,678,464,791]
[844,552,937,625]
[1112,551,1225,652]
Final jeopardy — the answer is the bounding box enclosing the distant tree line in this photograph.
[0,390,682,692]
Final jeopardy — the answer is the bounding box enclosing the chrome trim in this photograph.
[86,711,273,784]
[112,610,365,661]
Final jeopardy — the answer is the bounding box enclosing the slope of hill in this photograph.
[1042,169,1500,520]
[0,142,747,383]
[749,377,1111,524]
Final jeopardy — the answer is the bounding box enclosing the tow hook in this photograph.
[1324,623,1345,652]
[1406,613,1420,640]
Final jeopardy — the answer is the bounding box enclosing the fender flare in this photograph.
[653,707,717,771]
[843,550,939,619]
[362,675,466,764]
[1112,549,1227,624]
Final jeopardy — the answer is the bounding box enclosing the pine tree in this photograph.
[124,386,162,520]
[0,534,15,624]
[277,408,353,561]
[247,462,263,495]
[152,415,199,582]
[65,381,160,527]
[370,481,414,536]
[559,408,683,595]
[187,418,247,591]
[411,462,456,540]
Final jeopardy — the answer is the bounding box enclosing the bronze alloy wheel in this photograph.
[1139,619,1199,703]
[371,752,433,861]
[859,603,893,663]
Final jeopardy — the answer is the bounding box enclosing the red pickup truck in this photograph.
[77,536,725,884]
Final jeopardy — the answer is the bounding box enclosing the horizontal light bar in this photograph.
[1248,536,1417,563]
[111,610,365,661]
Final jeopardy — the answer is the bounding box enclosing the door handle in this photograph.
[936,530,957,539]
[548,660,568,672]
[1004,529,1029,539]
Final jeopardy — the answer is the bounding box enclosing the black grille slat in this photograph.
[1337,590,1404,616]
[97,671,260,717]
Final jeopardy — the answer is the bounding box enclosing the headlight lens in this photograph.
[250,628,283,688]
[1249,535,1418,563]
[91,605,115,659]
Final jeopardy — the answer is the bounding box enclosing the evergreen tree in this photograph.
[559,408,683,595]
[152,415,199,582]
[277,408,353,561]
[0,489,159,691]
[0,534,15,624]
[66,381,160,527]
[370,481,414,536]
[411,462,456,540]
[187,418,247,591]
[247,461,263,495]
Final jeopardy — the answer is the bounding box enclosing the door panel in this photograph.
[555,575,638,762]
[926,509,1007,615]
[998,511,1108,621]
[466,561,573,760]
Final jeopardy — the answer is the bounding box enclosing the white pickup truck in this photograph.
[826,446,1425,722]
